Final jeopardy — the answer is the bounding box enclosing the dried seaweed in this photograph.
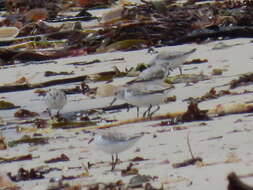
[0,136,7,150]
[8,135,49,147]
[0,75,87,93]
[0,154,32,164]
[14,109,39,118]
[184,59,208,65]
[121,163,139,176]
[7,167,45,182]
[172,157,203,168]
[51,121,96,129]
[1,0,253,63]
[230,73,253,89]
[45,154,70,164]
[227,172,253,190]
[0,100,19,110]
[129,156,148,162]
[180,101,210,122]
[33,118,48,128]
[86,180,124,190]
[44,71,74,77]
[165,74,209,84]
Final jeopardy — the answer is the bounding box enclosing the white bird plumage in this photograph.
[89,131,142,170]
[114,83,174,117]
[44,88,67,117]
[149,48,196,74]
[136,63,169,82]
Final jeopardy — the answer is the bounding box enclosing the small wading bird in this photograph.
[88,131,143,171]
[111,83,174,117]
[44,88,67,117]
[149,48,196,75]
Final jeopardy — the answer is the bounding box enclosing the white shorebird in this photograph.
[88,131,142,171]
[134,63,170,82]
[149,48,196,74]
[111,83,174,117]
[44,88,67,117]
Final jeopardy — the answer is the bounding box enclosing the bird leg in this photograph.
[179,67,182,75]
[56,110,61,118]
[136,107,140,118]
[47,108,52,118]
[149,105,160,117]
[110,97,117,106]
[111,154,115,171]
[143,104,152,117]
[127,104,130,112]
[115,154,120,164]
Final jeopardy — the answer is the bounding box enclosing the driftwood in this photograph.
[0,75,87,93]
[170,26,253,46]
[227,172,253,190]
[79,103,253,131]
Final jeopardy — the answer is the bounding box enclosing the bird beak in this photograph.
[88,138,94,144]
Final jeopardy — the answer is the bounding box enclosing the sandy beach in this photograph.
[1,1,253,189]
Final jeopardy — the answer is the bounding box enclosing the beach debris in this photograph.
[97,39,149,53]
[86,180,124,190]
[61,172,89,180]
[15,77,29,85]
[165,74,209,84]
[0,26,19,41]
[172,157,202,168]
[212,103,253,116]
[87,67,127,82]
[44,154,70,164]
[0,136,7,150]
[8,135,49,147]
[44,71,74,77]
[183,59,208,65]
[227,172,253,190]
[0,154,33,164]
[173,131,203,168]
[230,73,253,89]
[48,181,81,190]
[7,167,45,182]
[164,95,176,103]
[184,87,253,103]
[0,75,87,93]
[200,136,223,142]
[121,163,139,176]
[14,109,39,118]
[0,100,19,110]
[0,172,20,190]
[212,68,223,75]
[68,59,101,66]
[144,183,163,190]
[25,8,48,22]
[180,101,209,122]
[33,118,48,129]
[129,156,148,162]
[101,103,132,112]
[51,120,96,129]
[128,175,152,188]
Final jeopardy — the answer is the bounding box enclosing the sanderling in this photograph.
[112,83,174,117]
[44,88,67,117]
[149,48,196,74]
[88,130,142,171]
[134,63,170,82]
